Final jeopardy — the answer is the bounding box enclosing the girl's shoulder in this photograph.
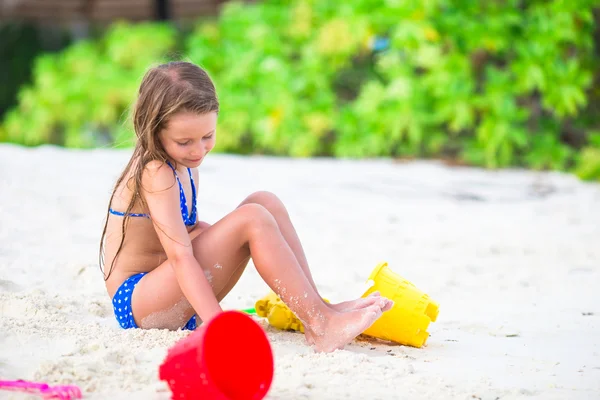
[141,160,177,192]
[143,159,169,173]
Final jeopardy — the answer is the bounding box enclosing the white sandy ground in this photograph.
[0,143,599,400]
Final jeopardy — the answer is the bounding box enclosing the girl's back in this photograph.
[103,161,199,297]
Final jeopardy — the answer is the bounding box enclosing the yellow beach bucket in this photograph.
[361,262,439,348]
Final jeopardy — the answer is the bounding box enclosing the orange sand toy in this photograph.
[361,262,439,347]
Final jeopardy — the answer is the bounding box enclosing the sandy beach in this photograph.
[1,143,599,400]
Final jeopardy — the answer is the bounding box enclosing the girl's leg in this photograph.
[239,191,319,291]
[197,192,389,348]
[197,193,383,311]
[239,191,389,312]
[131,203,385,352]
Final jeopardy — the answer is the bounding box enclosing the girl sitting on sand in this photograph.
[99,61,391,353]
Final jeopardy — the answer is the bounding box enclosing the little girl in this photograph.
[99,61,392,353]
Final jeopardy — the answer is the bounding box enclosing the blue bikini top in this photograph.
[109,161,197,226]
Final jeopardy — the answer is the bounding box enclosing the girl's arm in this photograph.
[141,161,222,322]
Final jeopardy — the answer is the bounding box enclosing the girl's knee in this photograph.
[246,191,286,213]
[237,203,278,233]
[238,203,276,223]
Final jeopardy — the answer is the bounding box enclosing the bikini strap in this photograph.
[165,160,197,225]
[188,167,197,223]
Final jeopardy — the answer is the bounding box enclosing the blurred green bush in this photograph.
[0,22,71,120]
[0,22,179,148]
[1,0,599,180]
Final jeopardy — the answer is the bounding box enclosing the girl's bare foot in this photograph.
[379,298,394,311]
[330,293,394,313]
[309,305,384,353]
[304,297,393,347]
[305,326,316,346]
[329,291,381,312]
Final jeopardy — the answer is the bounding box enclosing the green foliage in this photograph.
[0,22,178,147]
[1,0,599,180]
[0,23,69,119]
[574,133,600,181]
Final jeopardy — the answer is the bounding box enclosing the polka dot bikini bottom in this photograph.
[112,272,197,330]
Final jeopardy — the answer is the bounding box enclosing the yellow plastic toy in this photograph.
[361,262,439,348]
[254,262,439,348]
[255,291,306,333]
[255,292,331,333]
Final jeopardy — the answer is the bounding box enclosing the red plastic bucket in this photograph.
[159,310,274,399]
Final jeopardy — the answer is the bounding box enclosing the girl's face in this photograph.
[159,111,217,168]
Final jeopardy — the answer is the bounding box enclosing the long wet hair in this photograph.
[99,61,219,281]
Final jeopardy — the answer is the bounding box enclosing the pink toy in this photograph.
[0,380,82,399]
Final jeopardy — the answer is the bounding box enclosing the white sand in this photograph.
[1,143,599,400]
